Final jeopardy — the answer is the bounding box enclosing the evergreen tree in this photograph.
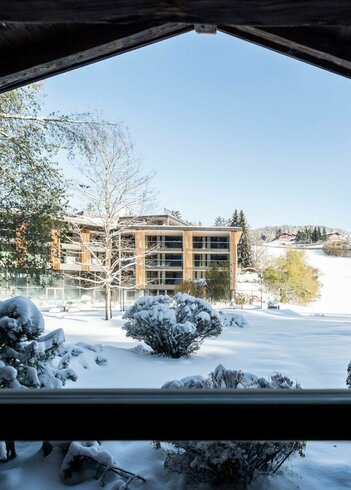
[229,209,239,227]
[317,226,322,241]
[238,210,252,268]
[0,84,111,285]
[0,85,69,283]
[303,226,312,243]
[308,227,313,242]
[322,227,327,241]
[214,216,228,227]
[170,210,182,220]
[175,279,206,298]
[295,230,302,243]
[311,227,318,243]
[205,262,230,302]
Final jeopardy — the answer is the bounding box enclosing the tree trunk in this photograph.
[105,283,112,320]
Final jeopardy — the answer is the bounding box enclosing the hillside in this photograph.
[253,225,349,242]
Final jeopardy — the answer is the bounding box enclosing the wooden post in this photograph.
[50,229,61,270]
[80,227,91,271]
[183,230,193,282]
[135,231,146,289]
[229,230,242,300]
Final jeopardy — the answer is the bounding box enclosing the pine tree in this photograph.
[322,227,327,241]
[205,262,230,302]
[311,227,318,243]
[304,226,312,243]
[214,216,228,226]
[318,226,322,241]
[170,210,182,219]
[296,230,302,243]
[238,210,252,268]
[229,210,239,227]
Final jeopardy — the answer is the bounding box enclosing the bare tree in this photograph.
[249,232,272,272]
[66,122,155,320]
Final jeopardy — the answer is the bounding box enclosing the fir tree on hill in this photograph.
[229,209,239,227]
[214,209,253,269]
[238,210,252,268]
[214,216,228,227]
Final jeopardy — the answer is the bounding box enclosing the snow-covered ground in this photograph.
[2,248,351,489]
[40,307,351,390]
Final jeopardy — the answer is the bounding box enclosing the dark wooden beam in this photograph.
[1,389,351,440]
[220,25,351,79]
[2,1,351,26]
[0,23,192,92]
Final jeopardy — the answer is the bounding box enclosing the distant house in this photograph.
[277,233,296,241]
[327,232,343,241]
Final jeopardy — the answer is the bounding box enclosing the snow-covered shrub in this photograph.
[160,365,304,486]
[0,297,123,487]
[0,296,44,339]
[123,293,222,358]
[346,361,351,388]
[0,296,81,465]
[42,441,146,487]
[221,312,247,328]
[162,440,304,486]
[0,296,77,389]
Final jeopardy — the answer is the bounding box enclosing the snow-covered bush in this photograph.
[0,295,44,341]
[0,296,77,388]
[42,441,145,487]
[0,296,81,464]
[346,361,351,388]
[161,440,304,486]
[0,297,130,487]
[160,364,304,486]
[123,293,222,358]
[220,311,247,328]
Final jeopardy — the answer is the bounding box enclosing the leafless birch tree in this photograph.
[66,122,155,320]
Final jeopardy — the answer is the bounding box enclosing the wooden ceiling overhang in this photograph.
[1,1,351,92]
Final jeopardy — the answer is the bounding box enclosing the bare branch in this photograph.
[60,121,156,319]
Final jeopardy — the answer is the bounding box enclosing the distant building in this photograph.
[1,213,242,305]
[326,232,343,241]
[276,233,296,241]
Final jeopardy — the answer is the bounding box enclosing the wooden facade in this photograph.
[183,230,193,282]
[52,214,242,296]
[80,227,91,272]
[135,230,146,289]
[50,229,61,271]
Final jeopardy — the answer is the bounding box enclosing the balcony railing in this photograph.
[1,389,351,440]
[145,261,183,268]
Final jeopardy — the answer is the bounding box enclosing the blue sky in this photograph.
[44,31,351,230]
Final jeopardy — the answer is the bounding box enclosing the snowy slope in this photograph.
[264,245,351,314]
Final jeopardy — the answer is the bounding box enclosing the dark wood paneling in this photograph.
[220,25,351,79]
[0,23,192,92]
[2,1,351,26]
